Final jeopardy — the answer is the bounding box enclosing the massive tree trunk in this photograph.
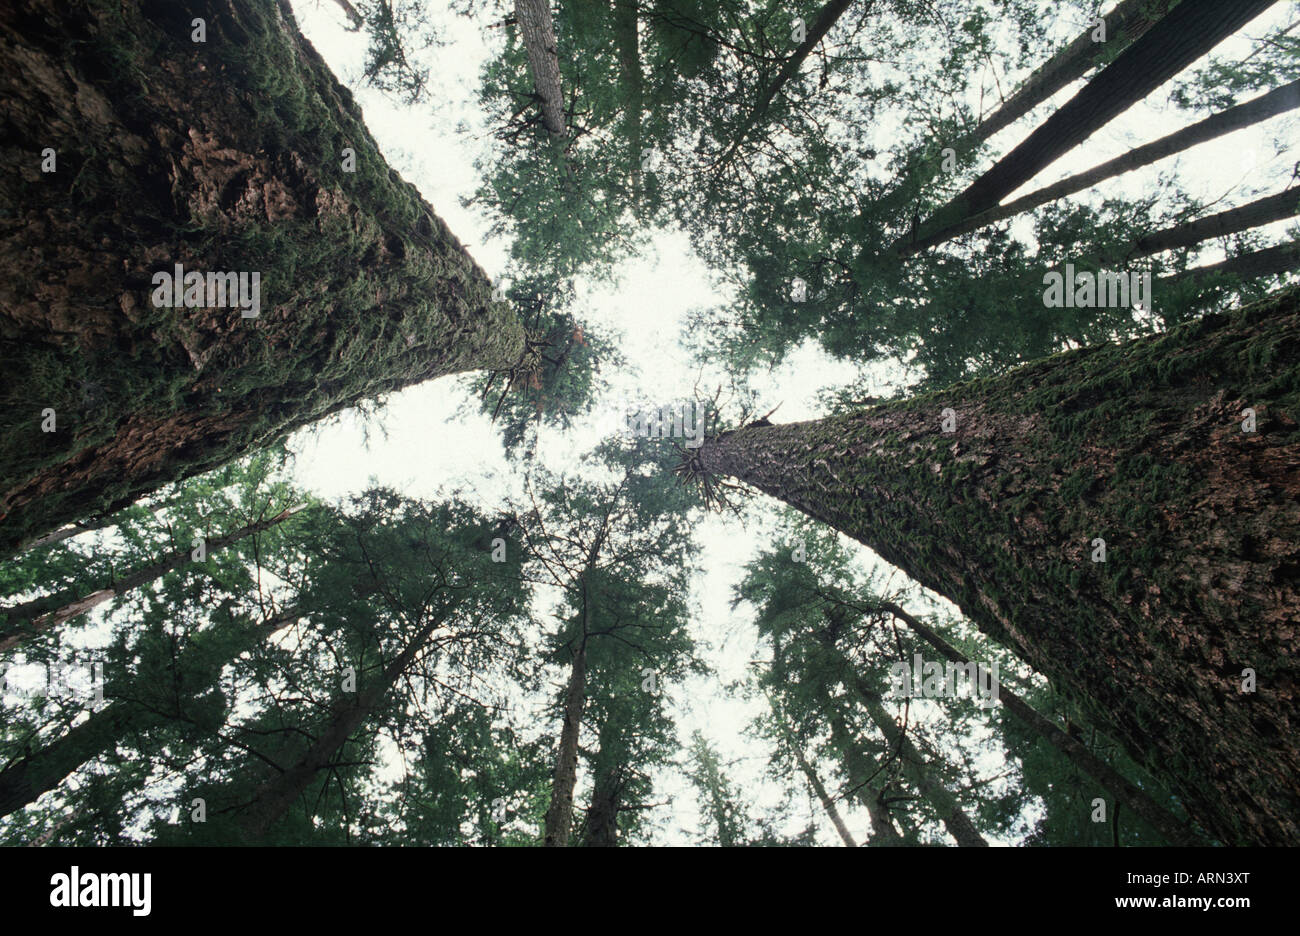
[514,0,567,137]
[0,607,298,819]
[965,0,1180,148]
[908,0,1279,250]
[0,0,524,557]
[543,639,587,846]
[903,79,1300,255]
[0,506,300,651]
[692,287,1300,845]
[865,598,1201,844]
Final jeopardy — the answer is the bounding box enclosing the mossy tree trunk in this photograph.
[695,288,1300,845]
[0,0,524,556]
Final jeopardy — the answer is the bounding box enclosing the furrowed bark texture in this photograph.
[515,0,567,137]
[0,0,524,556]
[699,288,1300,845]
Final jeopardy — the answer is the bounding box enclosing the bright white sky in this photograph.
[274,0,1297,845]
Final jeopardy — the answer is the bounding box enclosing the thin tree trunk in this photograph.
[15,515,117,555]
[1165,239,1300,288]
[1120,189,1300,260]
[908,0,1279,249]
[330,0,364,31]
[851,681,988,846]
[867,598,1202,845]
[236,608,442,840]
[612,0,643,196]
[515,0,567,137]
[829,714,904,845]
[0,0,524,558]
[692,287,1300,845]
[543,639,587,846]
[793,741,858,846]
[0,506,301,652]
[0,607,298,819]
[711,0,856,174]
[902,79,1300,255]
[967,0,1180,147]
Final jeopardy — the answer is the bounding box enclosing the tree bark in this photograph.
[1166,239,1300,289]
[0,607,298,819]
[543,639,587,846]
[694,287,1300,844]
[1120,189,1300,261]
[869,598,1202,845]
[0,506,300,652]
[908,0,1280,250]
[967,0,1180,148]
[903,79,1300,255]
[0,0,524,557]
[514,0,567,137]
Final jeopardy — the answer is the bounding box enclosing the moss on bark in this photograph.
[0,0,524,554]
[699,288,1300,845]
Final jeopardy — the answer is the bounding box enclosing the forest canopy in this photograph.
[0,0,1297,851]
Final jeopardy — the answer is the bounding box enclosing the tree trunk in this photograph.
[845,673,988,846]
[693,287,1300,845]
[0,607,298,819]
[869,598,1202,845]
[514,0,567,137]
[0,506,300,652]
[0,0,524,557]
[903,79,1300,255]
[967,0,1180,148]
[580,764,623,847]
[612,0,643,196]
[543,640,587,846]
[1120,189,1300,261]
[1166,239,1300,289]
[829,714,904,845]
[909,0,1279,249]
[15,515,117,555]
[792,741,858,846]
[330,0,364,31]
[711,0,856,174]
[236,608,441,840]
